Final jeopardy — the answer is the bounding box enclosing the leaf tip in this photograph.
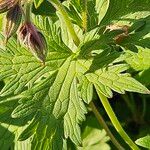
[11,112,17,118]
[146,90,150,94]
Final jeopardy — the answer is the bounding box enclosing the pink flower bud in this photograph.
[5,3,22,42]
[18,22,47,64]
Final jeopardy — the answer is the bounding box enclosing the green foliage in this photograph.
[32,1,56,16]
[0,0,150,149]
[135,135,150,149]
[100,0,150,25]
[34,0,44,8]
[78,116,110,150]
[78,128,110,150]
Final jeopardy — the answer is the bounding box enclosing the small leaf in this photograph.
[135,135,150,149]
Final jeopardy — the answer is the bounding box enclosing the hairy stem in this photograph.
[48,0,80,46]
[97,91,140,150]
[90,102,125,150]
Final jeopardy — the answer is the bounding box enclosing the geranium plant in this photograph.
[0,0,150,149]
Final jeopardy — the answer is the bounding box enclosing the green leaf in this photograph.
[0,49,67,96]
[136,69,150,86]
[0,124,15,150]
[11,72,57,118]
[34,0,44,8]
[79,27,100,56]
[0,16,83,148]
[86,0,109,29]
[78,75,93,104]
[77,52,149,98]
[0,2,150,149]
[91,65,150,96]
[64,78,87,145]
[95,0,110,24]
[9,57,77,148]
[100,0,150,26]
[0,20,72,97]
[49,57,76,118]
[80,76,93,104]
[13,126,32,150]
[67,0,109,30]
[0,15,3,31]
[32,1,56,16]
[119,16,150,50]
[32,116,63,150]
[79,27,123,56]
[78,126,110,150]
[18,117,39,141]
[0,103,30,150]
[11,56,76,119]
[135,135,150,149]
[14,138,31,150]
[125,47,150,71]
[64,4,82,28]
[20,113,64,150]
[34,16,73,53]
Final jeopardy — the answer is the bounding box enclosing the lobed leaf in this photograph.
[64,78,87,145]
[0,1,150,149]
[0,20,72,97]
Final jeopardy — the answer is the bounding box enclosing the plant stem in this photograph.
[24,0,32,23]
[81,0,88,32]
[48,0,80,46]
[90,102,125,150]
[97,91,140,150]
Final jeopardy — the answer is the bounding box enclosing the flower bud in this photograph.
[18,22,47,64]
[5,3,22,42]
[0,0,18,14]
